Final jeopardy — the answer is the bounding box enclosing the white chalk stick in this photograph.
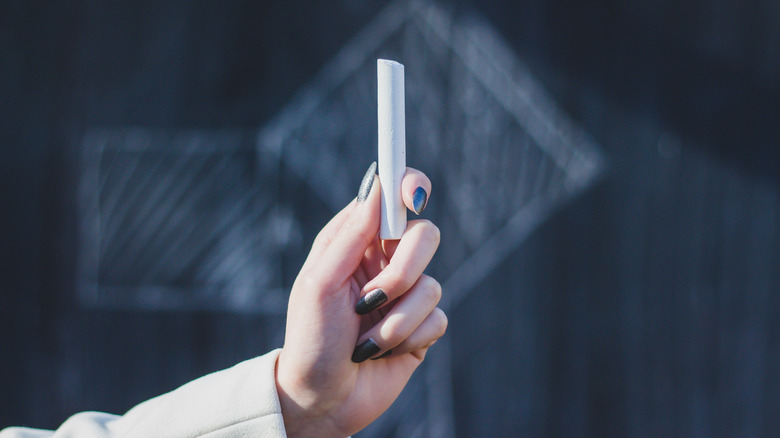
[378,59,406,240]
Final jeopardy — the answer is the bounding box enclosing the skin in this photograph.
[276,167,447,438]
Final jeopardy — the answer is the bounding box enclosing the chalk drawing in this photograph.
[77,1,604,436]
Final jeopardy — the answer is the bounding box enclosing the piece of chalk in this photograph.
[378,59,406,240]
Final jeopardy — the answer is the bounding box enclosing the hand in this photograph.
[275,163,447,438]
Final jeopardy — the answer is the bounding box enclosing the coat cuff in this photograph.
[0,349,288,438]
[113,348,287,437]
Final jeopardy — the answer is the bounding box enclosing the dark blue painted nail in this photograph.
[357,162,377,202]
[355,288,387,315]
[352,338,381,363]
[412,186,428,215]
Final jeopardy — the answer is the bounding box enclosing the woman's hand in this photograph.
[275,162,447,438]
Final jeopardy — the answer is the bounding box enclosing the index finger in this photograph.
[356,219,440,315]
[302,199,354,272]
[310,169,381,290]
[303,162,377,271]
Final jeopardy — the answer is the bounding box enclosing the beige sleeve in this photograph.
[0,349,287,438]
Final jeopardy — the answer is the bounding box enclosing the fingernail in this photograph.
[412,186,428,215]
[352,338,381,363]
[355,288,387,315]
[357,161,377,202]
[370,349,393,360]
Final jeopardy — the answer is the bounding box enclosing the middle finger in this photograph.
[354,219,440,315]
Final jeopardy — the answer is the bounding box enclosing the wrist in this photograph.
[275,351,348,438]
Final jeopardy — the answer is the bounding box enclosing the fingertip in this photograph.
[357,161,378,203]
[363,171,381,209]
[402,168,431,214]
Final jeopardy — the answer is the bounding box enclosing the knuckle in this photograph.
[295,270,318,291]
[301,265,340,293]
[310,230,331,253]
[420,276,442,305]
[433,308,448,337]
[416,219,441,246]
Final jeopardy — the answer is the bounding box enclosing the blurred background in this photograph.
[1,0,779,436]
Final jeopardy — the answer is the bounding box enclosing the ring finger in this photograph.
[352,275,442,362]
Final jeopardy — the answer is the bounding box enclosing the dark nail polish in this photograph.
[412,186,428,215]
[370,349,393,360]
[355,288,388,315]
[352,338,381,363]
[357,161,377,202]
